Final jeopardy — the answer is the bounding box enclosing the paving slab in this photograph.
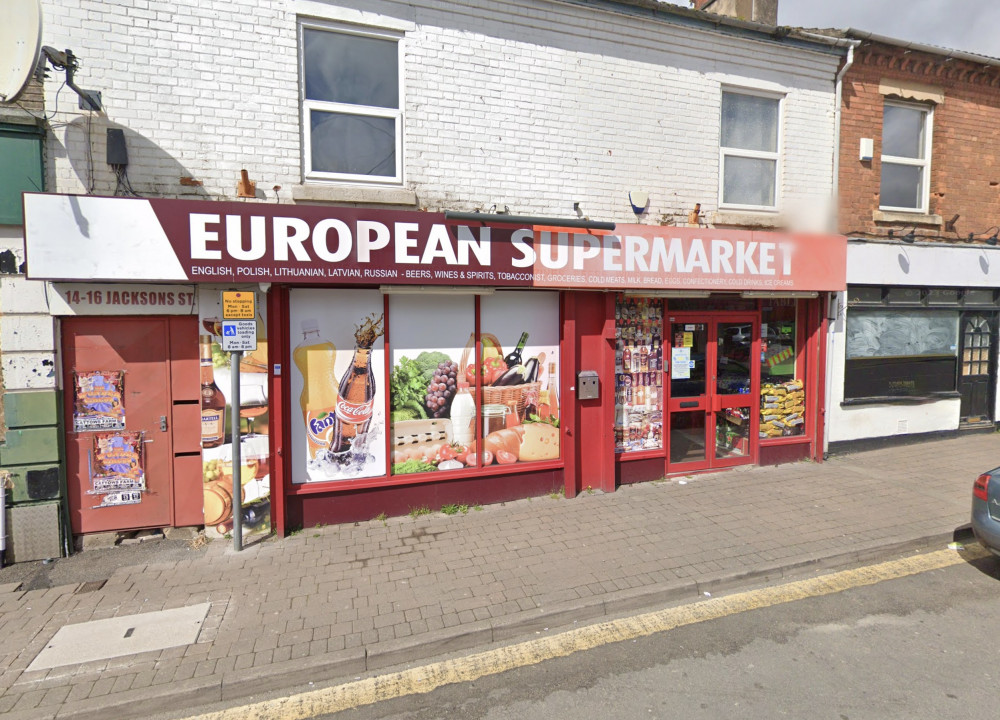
[0,432,995,720]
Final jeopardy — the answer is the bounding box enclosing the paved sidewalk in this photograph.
[1,432,996,719]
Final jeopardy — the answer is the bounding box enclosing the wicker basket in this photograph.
[482,381,541,420]
[458,332,503,376]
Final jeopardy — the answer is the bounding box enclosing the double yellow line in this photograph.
[185,545,987,720]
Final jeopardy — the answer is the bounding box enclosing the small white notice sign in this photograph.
[671,347,691,379]
[221,320,257,352]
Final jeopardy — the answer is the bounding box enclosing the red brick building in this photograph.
[825,31,1000,445]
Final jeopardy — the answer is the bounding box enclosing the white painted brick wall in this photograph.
[12,0,838,390]
[0,229,59,392]
[36,0,839,222]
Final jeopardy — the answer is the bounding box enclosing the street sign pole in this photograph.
[220,291,256,553]
[230,351,242,552]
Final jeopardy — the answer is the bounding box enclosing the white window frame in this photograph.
[299,19,404,185]
[718,88,783,212]
[879,100,933,213]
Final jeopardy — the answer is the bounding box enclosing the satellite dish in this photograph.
[0,0,43,102]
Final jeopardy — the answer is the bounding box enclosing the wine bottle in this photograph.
[503,331,529,368]
[199,335,226,448]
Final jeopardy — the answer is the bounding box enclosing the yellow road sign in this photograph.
[221,291,255,320]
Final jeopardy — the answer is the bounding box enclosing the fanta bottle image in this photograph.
[293,319,338,459]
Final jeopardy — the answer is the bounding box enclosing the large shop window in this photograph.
[291,288,388,483]
[300,21,402,183]
[880,101,932,212]
[845,308,958,400]
[759,301,805,439]
[289,289,560,485]
[614,296,664,453]
[719,90,781,210]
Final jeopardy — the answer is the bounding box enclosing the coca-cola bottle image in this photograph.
[330,313,384,455]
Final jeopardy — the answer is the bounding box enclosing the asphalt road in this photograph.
[315,548,1000,720]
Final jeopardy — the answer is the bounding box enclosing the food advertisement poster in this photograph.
[289,288,386,483]
[90,431,145,495]
[73,370,126,432]
[389,291,560,476]
[198,286,271,536]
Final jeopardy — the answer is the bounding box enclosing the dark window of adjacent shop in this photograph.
[843,285,977,402]
[963,289,997,307]
[885,287,923,305]
[847,286,884,305]
[927,288,960,305]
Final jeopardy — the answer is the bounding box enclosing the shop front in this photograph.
[23,193,845,534]
[828,241,1000,445]
[611,287,832,485]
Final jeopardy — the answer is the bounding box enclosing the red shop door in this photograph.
[63,316,202,534]
[665,313,759,473]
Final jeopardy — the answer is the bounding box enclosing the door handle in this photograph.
[160,415,168,432]
[679,401,698,408]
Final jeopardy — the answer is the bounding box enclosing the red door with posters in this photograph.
[665,313,759,473]
[63,316,203,534]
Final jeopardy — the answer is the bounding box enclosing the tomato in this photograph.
[464,453,478,467]
[439,445,458,462]
[480,450,494,466]
[496,450,517,465]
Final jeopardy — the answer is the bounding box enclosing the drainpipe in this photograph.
[1,474,7,567]
[824,39,860,455]
[832,42,858,229]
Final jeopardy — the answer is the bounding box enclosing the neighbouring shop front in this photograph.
[23,193,845,534]
[828,241,1000,445]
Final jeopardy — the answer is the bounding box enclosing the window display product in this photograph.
[614,296,664,452]
[293,319,339,459]
[760,379,806,438]
[200,335,226,448]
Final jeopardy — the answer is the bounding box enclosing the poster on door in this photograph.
[198,287,271,537]
[73,370,126,432]
[289,288,387,483]
[90,431,145,495]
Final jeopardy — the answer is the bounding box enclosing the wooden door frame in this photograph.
[958,310,997,424]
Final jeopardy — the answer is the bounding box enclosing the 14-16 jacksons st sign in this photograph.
[23,195,846,291]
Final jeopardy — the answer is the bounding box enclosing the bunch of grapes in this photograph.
[426,360,458,418]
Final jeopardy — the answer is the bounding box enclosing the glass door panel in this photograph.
[670,411,707,464]
[715,410,750,459]
[669,323,707,397]
[665,314,757,473]
[716,322,752,395]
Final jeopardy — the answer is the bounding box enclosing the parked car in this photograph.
[972,467,1000,556]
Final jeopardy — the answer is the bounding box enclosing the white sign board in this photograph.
[671,347,691,380]
[94,490,143,508]
[50,283,198,316]
[221,320,257,352]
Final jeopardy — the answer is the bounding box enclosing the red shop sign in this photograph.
[24,194,846,291]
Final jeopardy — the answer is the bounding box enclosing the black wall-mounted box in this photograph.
[106,128,128,165]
